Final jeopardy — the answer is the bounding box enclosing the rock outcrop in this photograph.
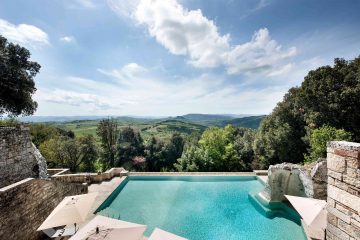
[31,142,48,180]
[261,163,313,202]
[260,160,328,203]
[310,159,327,200]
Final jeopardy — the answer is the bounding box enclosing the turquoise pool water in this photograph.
[96,176,306,240]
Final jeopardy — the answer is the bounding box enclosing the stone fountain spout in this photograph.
[258,160,327,203]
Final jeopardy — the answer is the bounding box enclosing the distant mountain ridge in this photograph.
[18,113,266,129]
[217,115,266,129]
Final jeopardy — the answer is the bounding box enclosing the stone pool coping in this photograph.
[128,172,268,185]
[128,171,257,176]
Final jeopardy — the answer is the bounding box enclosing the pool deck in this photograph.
[88,176,127,214]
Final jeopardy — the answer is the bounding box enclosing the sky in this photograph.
[0,0,360,117]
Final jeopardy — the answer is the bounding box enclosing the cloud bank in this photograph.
[108,0,296,75]
[35,62,288,115]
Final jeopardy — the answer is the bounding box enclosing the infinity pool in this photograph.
[96,176,306,240]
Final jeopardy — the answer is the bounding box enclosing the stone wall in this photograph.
[0,125,47,188]
[50,167,128,184]
[326,141,360,240]
[0,178,87,240]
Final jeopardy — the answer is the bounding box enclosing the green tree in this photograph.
[39,137,65,168]
[234,128,256,170]
[174,146,201,172]
[144,136,164,171]
[305,125,352,163]
[0,118,19,127]
[30,124,75,147]
[77,135,98,172]
[116,127,144,167]
[175,125,250,172]
[0,35,40,116]
[158,133,184,171]
[39,135,98,172]
[299,58,360,140]
[254,56,360,167]
[96,118,119,169]
[253,88,307,167]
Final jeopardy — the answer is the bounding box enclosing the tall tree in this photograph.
[305,125,352,163]
[77,135,98,172]
[0,35,40,116]
[144,136,163,171]
[158,133,184,171]
[116,127,144,167]
[30,124,74,147]
[254,56,360,167]
[39,135,98,172]
[96,118,119,169]
[175,125,249,172]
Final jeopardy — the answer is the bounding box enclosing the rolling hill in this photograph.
[216,115,266,129]
[23,114,266,141]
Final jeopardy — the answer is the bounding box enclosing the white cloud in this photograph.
[97,62,148,82]
[60,36,75,43]
[267,63,293,77]
[34,62,288,115]
[37,89,114,111]
[108,0,295,75]
[0,19,49,46]
[226,28,296,75]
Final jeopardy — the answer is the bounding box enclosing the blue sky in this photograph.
[1,0,359,116]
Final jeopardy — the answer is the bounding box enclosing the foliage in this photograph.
[115,126,144,167]
[305,125,352,163]
[157,133,184,171]
[77,135,98,172]
[144,136,164,171]
[175,125,255,172]
[254,56,360,167]
[174,146,201,172]
[0,35,40,116]
[39,134,98,172]
[253,91,307,167]
[30,124,74,147]
[53,119,206,142]
[0,118,19,127]
[218,115,266,129]
[234,128,256,170]
[96,118,119,169]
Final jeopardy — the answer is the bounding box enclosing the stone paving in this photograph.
[88,176,126,217]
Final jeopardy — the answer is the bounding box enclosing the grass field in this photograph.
[50,119,207,141]
[43,114,265,142]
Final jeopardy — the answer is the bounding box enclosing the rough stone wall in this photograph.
[326,141,360,240]
[261,163,313,202]
[0,125,47,188]
[0,179,88,240]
